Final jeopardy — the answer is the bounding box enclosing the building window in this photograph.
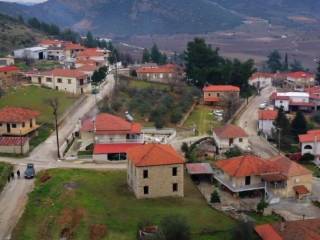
[172,167,178,176]
[143,169,148,179]
[46,77,52,82]
[12,123,17,128]
[143,186,149,195]
[30,120,33,128]
[57,78,62,83]
[68,79,72,84]
[217,93,220,97]
[239,138,243,143]
[173,183,178,192]
[0,123,2,127]
[22,122,25,128]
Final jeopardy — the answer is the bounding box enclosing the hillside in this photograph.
[0,13,44,54]
[0,0,243,35]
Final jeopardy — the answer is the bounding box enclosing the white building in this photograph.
[286,71,315,91]
[14,47,48,60]
[27,68,91,94]
[249,72,273,89]
[299,130,320,161]
[212,124,249,153]
[271,91,314,112]
[258,109,278,138]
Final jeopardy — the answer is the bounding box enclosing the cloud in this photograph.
[1,0,47,3]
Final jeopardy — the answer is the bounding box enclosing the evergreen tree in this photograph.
[273,107,293,150]
[142,48,150,63]
[290,59,304,71]
[151,44,162,64]
[210,190,221,203]
[267,50,282,73]
[291,111,308,140]
[84,31,96,48]
[283,52,289,71]
[316,60,320,85]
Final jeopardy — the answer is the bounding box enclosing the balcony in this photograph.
[214,172,265,193]
[95,137,144,144]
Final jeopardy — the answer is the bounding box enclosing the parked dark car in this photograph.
[24,163,35,179]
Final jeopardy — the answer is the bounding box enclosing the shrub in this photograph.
[181,142,189,154]
[210,190,221,203]
[300,153,315,163]
[170,109,183,124]
[225,147,242,158]
[160,215,191,240]
[257,198,269,215]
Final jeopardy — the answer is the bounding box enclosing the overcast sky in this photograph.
[0,0,47,3]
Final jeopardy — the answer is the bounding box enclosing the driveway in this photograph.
[237,87,279,158]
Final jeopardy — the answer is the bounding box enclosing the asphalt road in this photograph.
[237,86,279,159]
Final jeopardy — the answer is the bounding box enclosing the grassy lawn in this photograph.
[302,162,320,177]
[0,85,78,123]
[130,79,170,90]
[247,212,282,225]
[13,170,235,240]
[0,162,13,193]
[183,105,219,135]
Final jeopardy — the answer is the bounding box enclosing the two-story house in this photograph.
[203,85,240,106]
[299,129,320,161]
[80,113,144,161]
[285,71,315,91]
[249,72,273,89]
[136,64,184,84]
[0,66,20,89]
[0,107,40,154]
[28,68,91,94]
[213,124,249,153]
[127,144,184,199]
[214,155,312,200]
[258,109,278,138]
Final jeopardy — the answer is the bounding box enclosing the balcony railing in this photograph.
[214,173,265,193]
[95,138,144,144]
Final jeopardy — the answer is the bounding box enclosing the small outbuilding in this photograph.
[186,163,214,182]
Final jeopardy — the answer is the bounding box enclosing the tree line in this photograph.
[183,38,255,96]
[142,44,168,65]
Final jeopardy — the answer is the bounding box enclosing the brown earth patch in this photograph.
[58,208,86,238]
[40,171,52,183]
[90,224,108,240]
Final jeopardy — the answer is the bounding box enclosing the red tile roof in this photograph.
[293,185,310,195]
[64,43,85,50]
[255,224,283,240]
[93,143,142,154]
[259,110,278,120]
[203,85,240,92]
[215,155,274,177]
[0,107,39,123]
[267,155,311,177]
[250,72,274,80]
[40,68,87,79]
[287,71,315,79]
[213,124,248,139]
[136,64,178,74]
[81,113,142,135]
[127,144,184,167]
[299,130,320,143]
[39,39,64,46]
[0,136,28,146]
[0,66,19,72]
[186,163,214,175]
[78,48,105,58]
[77,64,97,72]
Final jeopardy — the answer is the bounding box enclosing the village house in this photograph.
[284,71,315,91]
[77,48,110,66]
[255,218,320,240]
[63,43,85,59]
[13,47,48,60]
[298,129,320,161]
[136,64,184,84]
[258,109,278,138]
[249,72,273,89]
[214,155,312,200]
[47,46,65,61]
[203,85,240,106]
[80,113,144,161]
[212,124,249,153]
[38,39,64,48]
[0,56,15,67]
[270,91,315,112]
[127,144,184,199]
[0,107,40,154]
[0,66,20,89]
[28,68,91,94]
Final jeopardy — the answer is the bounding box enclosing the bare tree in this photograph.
[46,97,60,159]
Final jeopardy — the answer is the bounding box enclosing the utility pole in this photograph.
[277,127,281,155]
[47,98,60,159]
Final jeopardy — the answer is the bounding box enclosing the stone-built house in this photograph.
[203,85,240,106]
[127,144,184,199]
[212,124,249,153]
[214,155,312,201]
[28,68,91,94]
[136,64,184,84]
[0,66,20,89]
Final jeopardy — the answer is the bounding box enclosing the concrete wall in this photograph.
[128,161,184,199]
[0,118,38,135]
[0,141,29,154]
[213,132,249,152]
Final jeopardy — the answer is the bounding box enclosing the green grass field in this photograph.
[0,86,78,123]
[130,79,170,90]
[12,170,235,240]
[247,212,282,225]
[0,162,13,193]
[184,105,220,135]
